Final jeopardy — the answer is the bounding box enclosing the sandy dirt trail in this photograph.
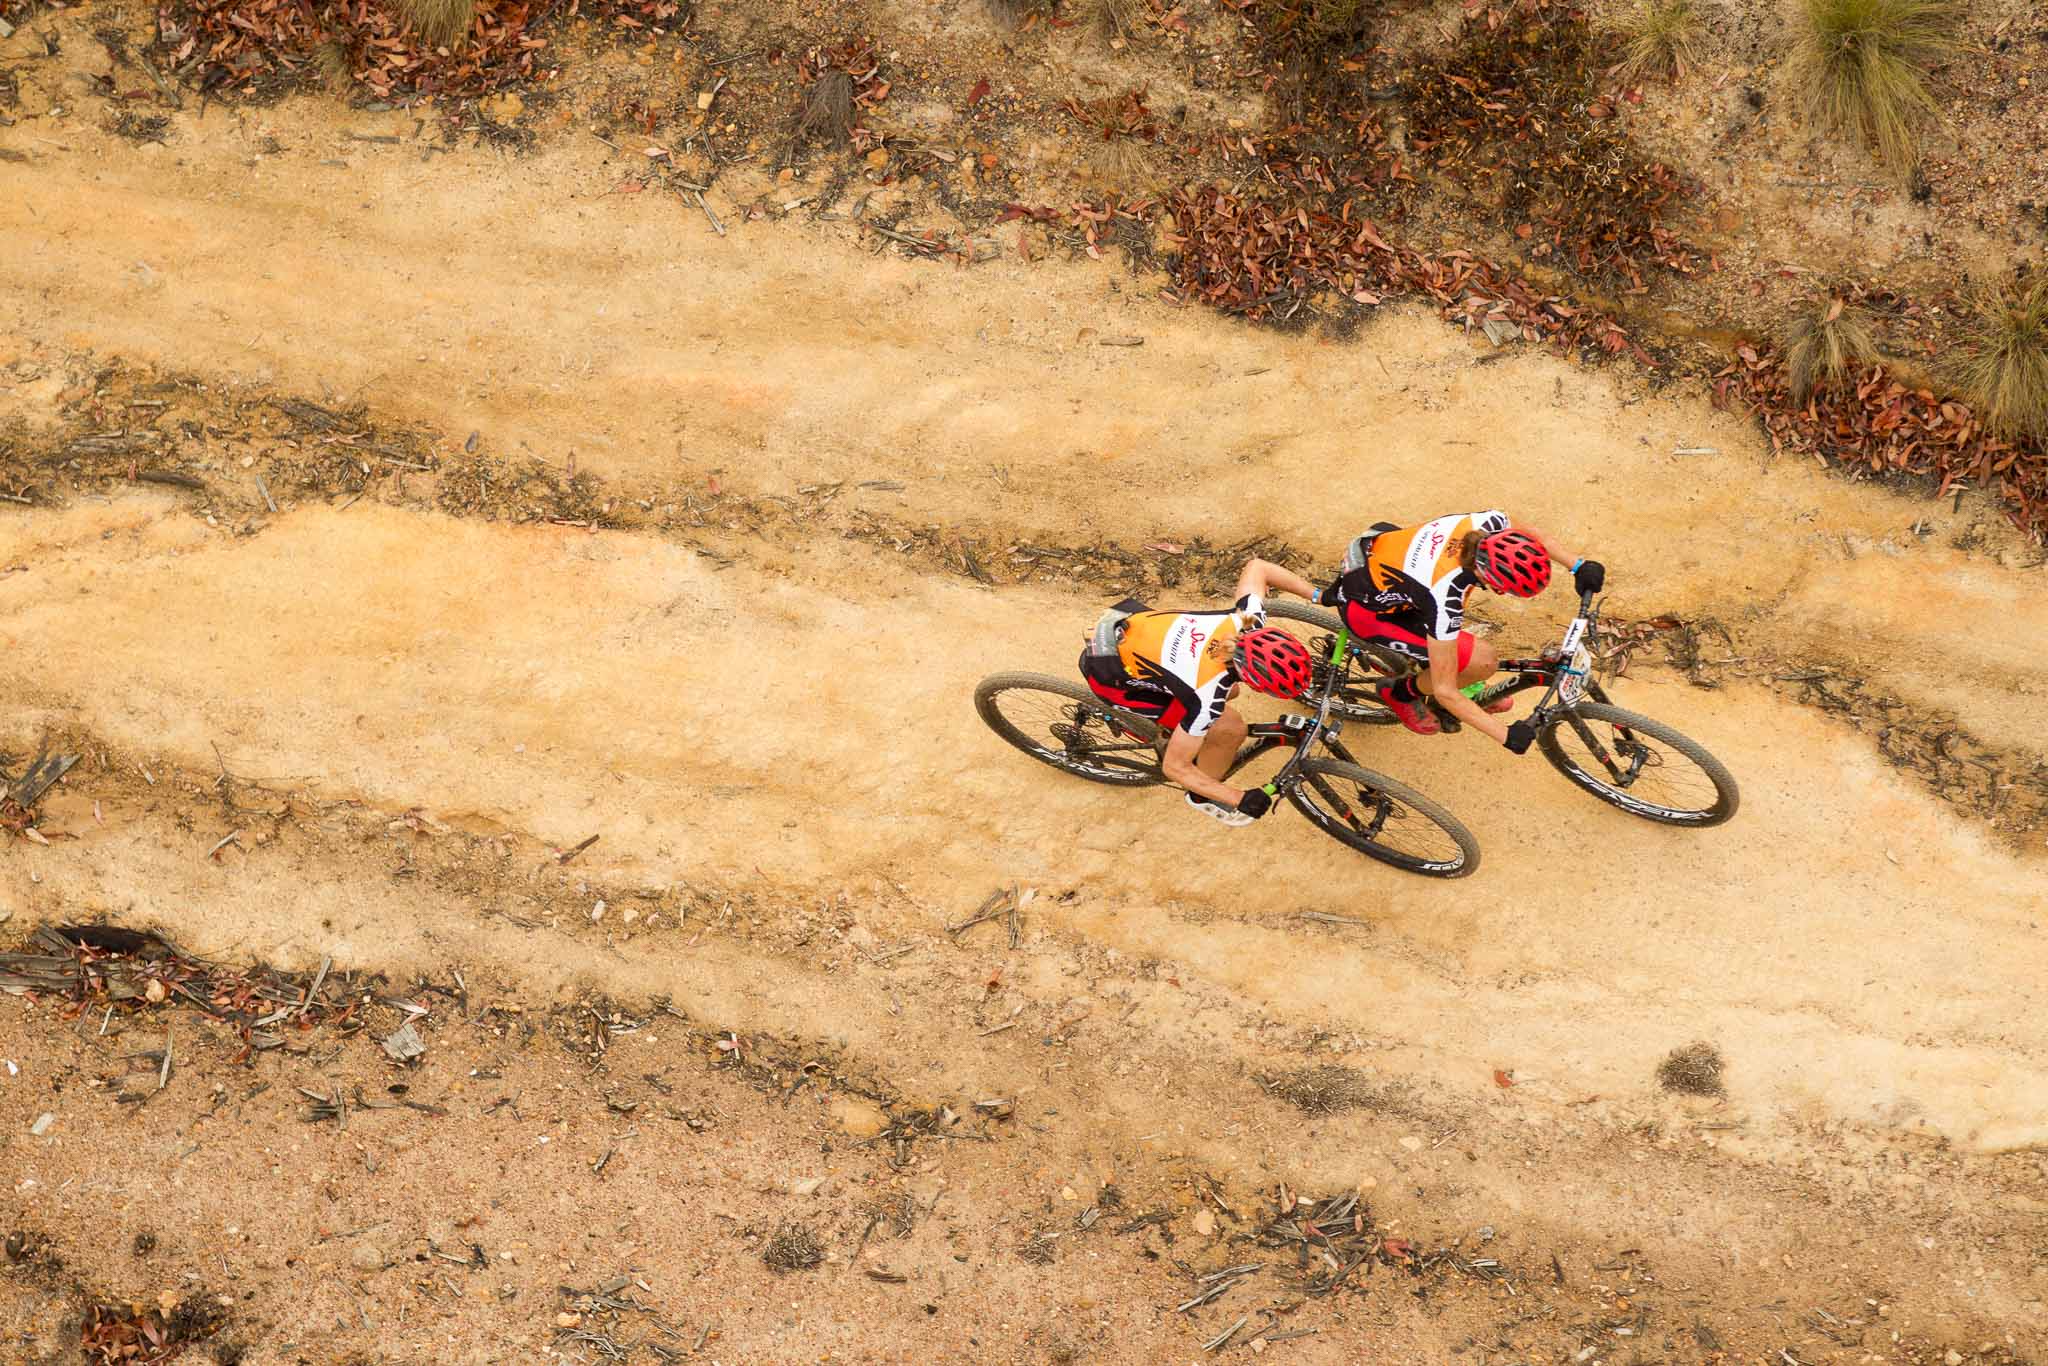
[5,98,2048,1358]
[5,493,2046,1151]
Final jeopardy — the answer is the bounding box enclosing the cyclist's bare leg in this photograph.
[1195,706,1248,781]
[1412,637,1512,711]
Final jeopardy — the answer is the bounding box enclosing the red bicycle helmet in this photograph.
[1474,529,1552,597]
[1233,628,1313,699]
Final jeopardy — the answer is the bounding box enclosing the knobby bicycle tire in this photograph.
[973,671,1165,787]
[1284,757,1479,878]
[1537,702,1739,827]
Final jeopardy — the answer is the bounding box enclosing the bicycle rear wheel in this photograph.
[1537,702,1738,827]
[1263,602,1405,725]
[974,672,1165,787]
[1284,758,1478,878]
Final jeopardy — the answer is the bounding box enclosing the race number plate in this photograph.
[1559,644,1593,704]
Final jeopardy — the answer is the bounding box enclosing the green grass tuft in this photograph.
[1783,296,1878,402]
[1306,0,1374,41]
[1607,0,1707,84]
[1788,0,1961,170]
[1955,277,2048,444]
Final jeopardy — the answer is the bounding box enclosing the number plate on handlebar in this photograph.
[1558,616,1588,657]
[1559,644,1593,704]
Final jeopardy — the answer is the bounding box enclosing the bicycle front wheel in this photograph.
[1284,758,1478,878]
[974,672,1165,787]
[1537,702,1738,827]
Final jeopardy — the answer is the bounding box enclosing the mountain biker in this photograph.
[1317,513,1604,752]
[1080,558,1319,828]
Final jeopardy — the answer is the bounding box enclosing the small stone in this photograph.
[829,1098,889,1138]
[349,1243,384,1272]
[1059,1186,1078,1201]
[791,1176,826,1197]
[144,978,167,1004]
[29,1113,53,1137]
[557,1311,582,1329]
[1191,1206,1216,1236]
[696,90,715,110]
[1944,1354,1962,1366]
[590,900,606,922]
[865,149,888,169]
[1399,1136,1423,1152]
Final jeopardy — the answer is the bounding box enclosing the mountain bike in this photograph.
[1265,591,1738,827]
[974,632,1480,878]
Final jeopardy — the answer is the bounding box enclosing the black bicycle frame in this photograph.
[1216,628,1405,838]
[1462,590,1654,790]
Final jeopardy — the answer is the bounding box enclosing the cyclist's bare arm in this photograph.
[1510,522,1581,571]
[1233,558,1318,606]
[1162,729,1242,806]
[1426,635,1510,745]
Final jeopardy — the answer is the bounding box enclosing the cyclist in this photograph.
[1318,512,1604,752]
[1080,558,1319,827]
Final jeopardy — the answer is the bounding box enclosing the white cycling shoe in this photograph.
[1186,792,1254,828]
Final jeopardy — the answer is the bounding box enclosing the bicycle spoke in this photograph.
[1297,768,1464,868]
[980,684,1162,785]
[1551,712,1721,813]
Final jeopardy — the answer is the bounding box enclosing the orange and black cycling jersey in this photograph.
[1326,510,1510,643]
[1078,594,1264,737]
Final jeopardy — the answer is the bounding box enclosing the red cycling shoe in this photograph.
[1377,685,1441,736]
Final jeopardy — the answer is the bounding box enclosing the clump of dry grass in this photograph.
[1260,1065,1375,1116]
[395,0,475,48]
[1607,0,1707,83]
[982,0,1054,29]
[762,1222,824,1272]
[1081,0,1145,43]
[798,70,855,146]
[859,1192,917,1239]
[1783,296,1878,402]
[1954,276,2048,443]
[1656,1041,1726,1096]
[1788,0,1961,170]
[1018,1230,1060,1265]
[1090,136,1155,191]
[312,39,353,91]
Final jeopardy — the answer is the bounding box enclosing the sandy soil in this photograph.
[4,7,2048,1364]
